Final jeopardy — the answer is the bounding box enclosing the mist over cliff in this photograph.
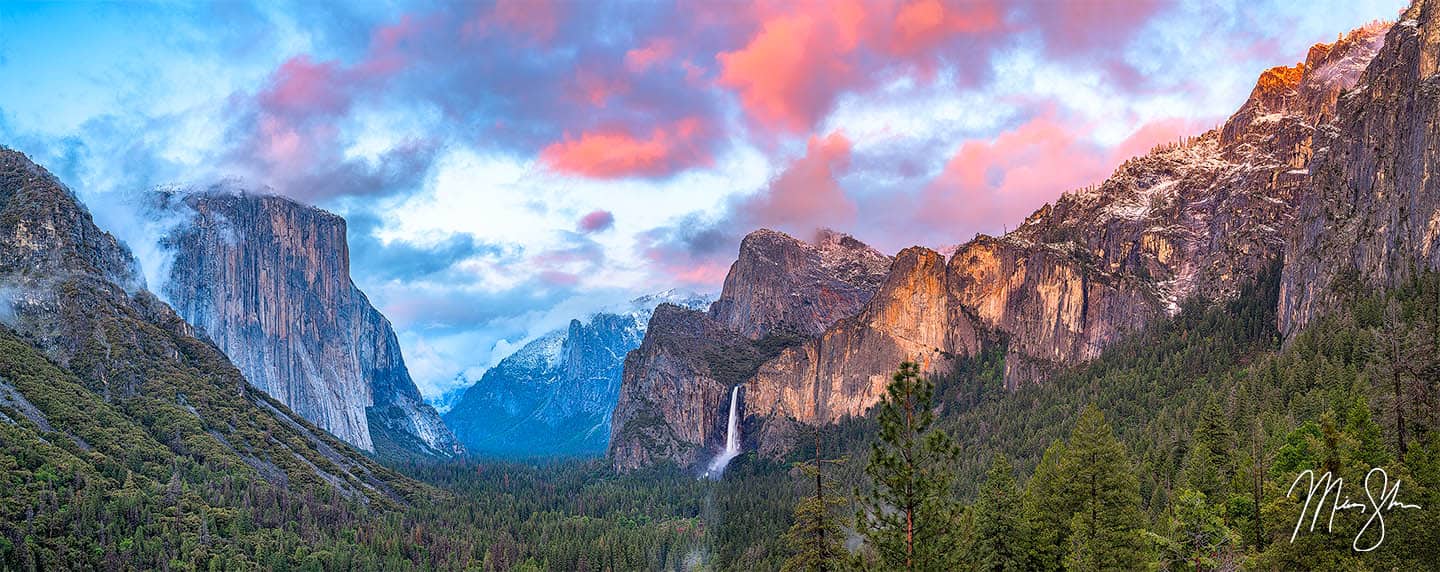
[157,189,462,459]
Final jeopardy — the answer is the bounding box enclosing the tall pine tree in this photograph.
[857,361,961,570]
[973,454,1027,572]
[1182,398,1236,500]
[1061,405,1148,570]
[1022,440,1070,572]
[783,425,847,572]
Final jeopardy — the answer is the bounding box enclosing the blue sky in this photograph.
[0,0,1407,398]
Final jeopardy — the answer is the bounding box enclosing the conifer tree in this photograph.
[1370,299,1421,455]
[1159,488,1237,571]
[783,426,847,572]
[1182,399,1236,500]
[1061,405,1147,570]
[973,454,1026,572]
[1022,440,1070,572]
[857,361,961,571]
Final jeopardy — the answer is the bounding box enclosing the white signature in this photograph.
[1288,468,1422,552]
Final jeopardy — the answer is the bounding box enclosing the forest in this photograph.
[4,265,1440,570]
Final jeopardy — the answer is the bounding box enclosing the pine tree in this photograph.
[1370,299,1421,455]
[1061,405,1147,570]
[783,426,847,572]
[1160,488,1237,571]
[857,361,961,570]
[1182,399,1235,500]
[973,455,1026,572]
[1022,440,1069,572]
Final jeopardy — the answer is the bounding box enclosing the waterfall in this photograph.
[704,386,742,479]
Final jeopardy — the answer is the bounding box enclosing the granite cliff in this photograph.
[1281,3,1440,335]
[0,147,415,502]
[609,231,895,469]
[710,229,891,339]
[161,190,462,459]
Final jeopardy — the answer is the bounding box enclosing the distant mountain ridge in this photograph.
[444,290,710,458]
[158,189,462,460]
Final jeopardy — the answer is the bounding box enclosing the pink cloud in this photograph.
[258,56,350,116]
[1035,0,1161,56]
[357,15,426,78]
[539,270,581,286]
[710,0,1172,133]
[741,131,858,232]
[669,261,731,285]
[890,0,1004,55]
[716,1,868,133]
[917,111,1204,240]
[626,38,676,72]
[640,247,732,287]
[577,210,616,233]
[570,69,628,106]
[465,0,560,44]
[539,117,712,179]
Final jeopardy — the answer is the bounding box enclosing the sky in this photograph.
[0,0,1406,399]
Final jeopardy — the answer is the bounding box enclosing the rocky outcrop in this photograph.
[947,236,1157,387]
[609,232,889,470]
[710,229,890,339]
[1281,5,1440,335]
[609,304,764,470]
[444,291,709,457]
[745,248,980,432]
[162,190,461,459]
[610,21,1392,471]
[0,147,412,503]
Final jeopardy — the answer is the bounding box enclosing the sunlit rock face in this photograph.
[1281,3,1440,336]
[610,22,1392,471]
[162,190,462,459]
[746,248,978,422]
[971,22,1387,387]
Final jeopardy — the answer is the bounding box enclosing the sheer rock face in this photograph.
[1281,4,1440,336]
[610,23,1390,471]
[974,22,1386,386]
[609,231,892,470]
[444,292,709,458]
[745,247,980,433]
[163,191,461,459]
[609,304,755,470]
[948,237,1158,388]
[709,229,891,339]
[0,148,408,502]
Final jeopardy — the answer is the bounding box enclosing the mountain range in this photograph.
[11,1,1440,568]
[1,13,1427,477]
[607,20,1417,472]
[443,291,710,457]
